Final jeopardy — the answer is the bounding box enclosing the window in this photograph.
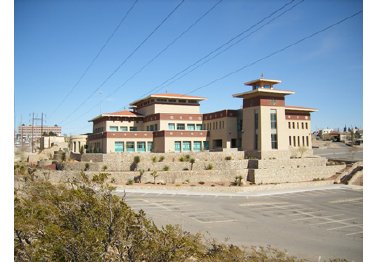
[302,136,305,146]
[177,124,185,130]
[120,126,128,132]
[288,122,291,129]
[270,110,277,129]
[110,126,118,132]
[126,142,135,152]
[203,124,206,130]
[196,124,202,130]
[174,141,181,152]
[292,122,295,129]
[305,122,308,129]
[301,122,304,129]
[255,112,259,129]
[193,141,201,152]
[137,142,146,152]
[182,141,191,151]
[114,142,124,152]
[147,142,153,152]
[271,134,278,149]
[203,141,209,150]
[130,127,137,131]
[289,136,292,146]
[306,136,309,147]
[168,123,175,130]
[146,126,150,131]
[154,124,158,131]
[293,136,296,147]
[255,134,258,150]
[187,124,195,130]
[297,122,299,129]
[297,136,300,147]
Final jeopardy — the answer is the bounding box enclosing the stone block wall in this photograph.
[248,165,345,184]
[248,157,327,169]
[35,169,248,185]
[64,159,249,172]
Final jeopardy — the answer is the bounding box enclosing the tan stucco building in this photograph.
[87,78,316,159]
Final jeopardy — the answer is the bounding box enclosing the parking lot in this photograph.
[119,186,363,261]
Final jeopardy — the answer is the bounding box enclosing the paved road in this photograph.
[116,186,363,262]
[313,143,363,162]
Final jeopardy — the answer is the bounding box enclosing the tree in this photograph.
[297,146,308,158]
[190,158,196,170]
[151,170,159,184]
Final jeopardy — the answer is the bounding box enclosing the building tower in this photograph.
[233,78,316,159]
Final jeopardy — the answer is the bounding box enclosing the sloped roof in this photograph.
[89,110,143,122]
[129,93,206,106]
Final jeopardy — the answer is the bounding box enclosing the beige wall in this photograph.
[242,106,289,154]
[154,104,200,114]
[203,117,238,149]
[136,104,201,116]
[241,107,257,152]
[285,119,312,148]
[40,136,66,149]
[105,120,143,131]
[70,135,88,153]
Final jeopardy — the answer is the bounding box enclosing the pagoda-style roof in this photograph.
[244,78,282,86]
[129,93,206,106]
[285,105,318,112]
[89,110,143,122]
[233,88,295,98]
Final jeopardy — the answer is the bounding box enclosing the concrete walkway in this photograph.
[114,182,361,197]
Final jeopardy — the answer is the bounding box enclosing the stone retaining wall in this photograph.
[63,159,249,172]
[81,151,245,163]
[248,157,327,169]
[35,169,248,185]
[248,165,345,184]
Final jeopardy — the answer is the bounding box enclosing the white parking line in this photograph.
[346,231,363,236]
[239,202,286,207]
[314,218,355,225]
[245,204,299,211]
[329,197,363,204]
[193,218,236,224]
[327,224,362,231]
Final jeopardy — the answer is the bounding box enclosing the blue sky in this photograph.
[14,0,363,135]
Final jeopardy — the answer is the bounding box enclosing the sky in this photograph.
[14,0,363,135]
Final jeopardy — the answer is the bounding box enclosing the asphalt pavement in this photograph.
[116,185,363,262]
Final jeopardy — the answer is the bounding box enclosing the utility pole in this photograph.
[31,113,34,153]
[20,115,23,148]
[31,113,43,153]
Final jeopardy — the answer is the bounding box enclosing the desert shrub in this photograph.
[162,165,169,171]
[205,164,213,170]
[158,156,165,162]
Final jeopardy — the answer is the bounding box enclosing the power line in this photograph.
[50,0,139,117]
[185,10,363,95]
[160,0,304,91]
[60,0,186,125]
[111,0,224,98]
[140,0,297,97]
[64,0,224,125]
